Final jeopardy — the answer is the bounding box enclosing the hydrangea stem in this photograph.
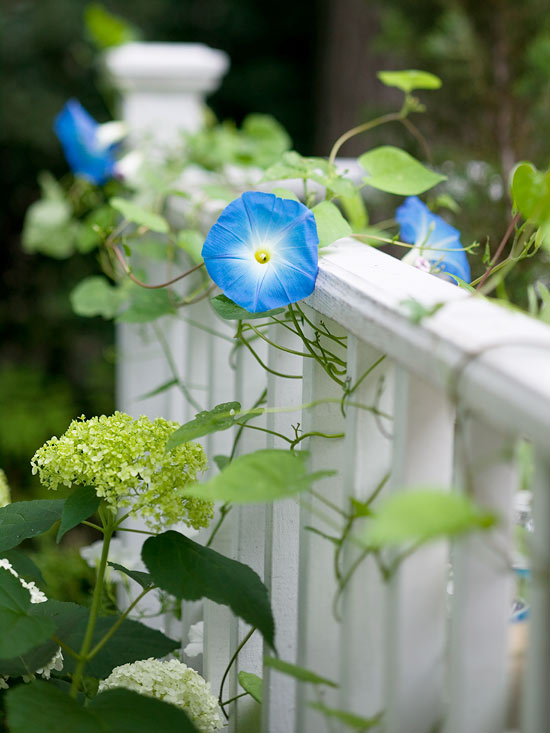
[70,507,116,698]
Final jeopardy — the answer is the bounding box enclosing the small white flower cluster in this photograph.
[0,559,63,688]
[98,658,224,731]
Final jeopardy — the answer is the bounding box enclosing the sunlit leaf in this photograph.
[359,146,446,195]
[377,69,442,94]
[110,198,169,233]
[238,671,262,703]
[312,201,352,248]
[166,402,241,450]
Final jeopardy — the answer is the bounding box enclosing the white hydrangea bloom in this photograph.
[184,621,204,658]
[98,658,224,731]
[0,559,63,687]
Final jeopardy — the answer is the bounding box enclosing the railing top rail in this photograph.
[306,239,550,447]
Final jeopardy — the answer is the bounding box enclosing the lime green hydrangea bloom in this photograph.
[31,412,211,531]
[98,658,224,731]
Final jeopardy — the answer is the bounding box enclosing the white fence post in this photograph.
[521,452,550,733]
[384,367,454,733]
[445,414,516,733]
[338,338,393,724]
[262,323,304,733]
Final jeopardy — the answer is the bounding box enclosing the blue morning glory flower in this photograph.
[396,196,471,283]
[54,99,120,185]
[202,191,319,312]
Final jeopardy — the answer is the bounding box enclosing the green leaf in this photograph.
[262,151,329,182]
[312,201,352,248]
[271,187,300,202]
[0,550,45,586]
[264,656,338,687]
[166,401,241,450]
[84,3,140,49]
[339,192,368,232]
[0,569,55,658]
[143,531,275,648]
[22,198,77,259]
[108,563,154,589]
[183,450,334,504]
[33,599,179,678]
[176,229,205,264]
[308,702,383,730]
[0,636,59,677]
[110,197,169,233]
[210,294,285,321]
[5,681,200,733]
[359,146,446,195]
[511,162,550,226]
[56,485,100,543]
[89,688,200,731]
[213,455,231,471]
[0,500,65,552]
[400,298,444,325]
[117,288,175,323]
[5,680,100,733]
[362,489,496,548]
[377,69,442,94]
[70,276,127,319]
[238,671,262,703]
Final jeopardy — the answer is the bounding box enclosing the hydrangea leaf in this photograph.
[32,599,179,679]
[110,197,169,233]
[0,500,65,552]
[56,485,100,543]
[377,69,442,93]
[308,702,383,729]
[143,530,275,648]
[89,688,200,731]
[362,489,496,548]
[183,450,335,504]
[5,680,100,733]
[0,550,45,586]
[238,671,263,703]
[210,294,286,321]
[70,276,128,319]
[511,162,550,226]
[264,656,338,688]
[5,681,200,733]
[312,201,352,248]
[107,563,154,589]
[0,636,59,677]
[359,146,446,195]
[166,401,241,450]
[0,569,55,658]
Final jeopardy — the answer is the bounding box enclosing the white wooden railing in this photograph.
[105,44,550,733]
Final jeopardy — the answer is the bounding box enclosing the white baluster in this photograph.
[262,323,304,733]
[521,452,550,733]
[384,367,454,733]
[295,308,347,733]
[338,338,393,725]
[445,414,516,733]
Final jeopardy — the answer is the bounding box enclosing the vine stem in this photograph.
[218,627,256,718]
[112,246,205,289]
[475,212,521,291]
[328,112,403,167]
[70,509,115,698]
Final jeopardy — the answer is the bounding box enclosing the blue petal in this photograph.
[396,196,471,283]
[54,99,116,185]
[202,192,319,312]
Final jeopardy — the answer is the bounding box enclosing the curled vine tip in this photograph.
[202,191,319,312]
[396,196,471,284]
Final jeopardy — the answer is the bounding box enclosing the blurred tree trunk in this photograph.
[314,0,393,156]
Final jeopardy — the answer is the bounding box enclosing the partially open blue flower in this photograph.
[54,100,122,185]
[202,191,319,312]
[396,196,471,283]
